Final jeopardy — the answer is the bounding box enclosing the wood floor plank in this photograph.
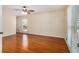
[2,33,69,53]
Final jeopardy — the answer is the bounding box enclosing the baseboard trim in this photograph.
[27,33,64,40]
[3,34,16,38]
[16,32,28,34]
[64,38,71,53]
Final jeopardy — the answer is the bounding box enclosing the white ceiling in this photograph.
[4,5,67,16]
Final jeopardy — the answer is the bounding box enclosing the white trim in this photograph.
[27,32,64,39]
[64,38,71,53]
[3,33,16,37]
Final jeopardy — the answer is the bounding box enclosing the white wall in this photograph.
[66,6,72,49]
[0,6,2,32]
[27,11,65,38]
[3,6,16,37]
[64,7,67,39]
[16,10,66,38]
[0,6,2,52]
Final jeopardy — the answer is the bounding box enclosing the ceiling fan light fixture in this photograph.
[22,11,28,15]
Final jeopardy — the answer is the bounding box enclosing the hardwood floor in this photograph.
[2,33,69,53]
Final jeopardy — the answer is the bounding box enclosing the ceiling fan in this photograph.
[14,6,35,15]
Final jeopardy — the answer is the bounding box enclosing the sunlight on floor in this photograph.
[22,34,28,49]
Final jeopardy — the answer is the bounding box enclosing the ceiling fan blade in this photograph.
[29,10,35,12]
